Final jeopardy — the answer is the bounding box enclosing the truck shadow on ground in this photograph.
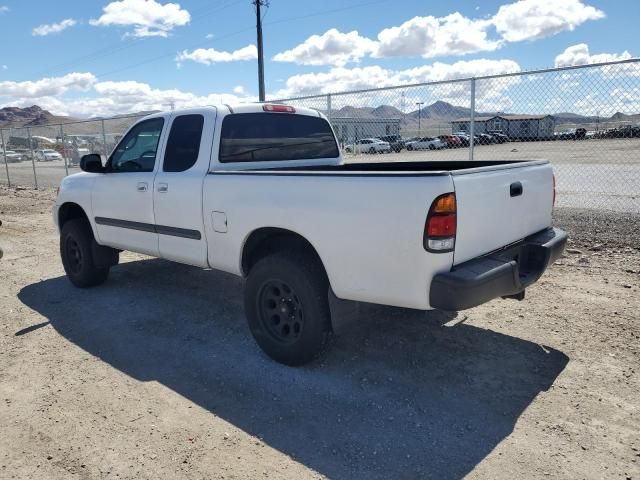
[18,258,568,480]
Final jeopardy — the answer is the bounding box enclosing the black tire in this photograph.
[407,145,413,151]
[368,147,376,154]
[244,251,331,366]
[60,218,110,288]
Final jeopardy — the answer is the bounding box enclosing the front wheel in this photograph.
[244,252,332,366]
[60,218,111,287]
[407,145,413,151]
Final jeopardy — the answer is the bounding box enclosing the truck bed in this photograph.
[213,160,547,176]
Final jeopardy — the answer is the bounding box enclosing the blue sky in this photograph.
[0,0,637,117]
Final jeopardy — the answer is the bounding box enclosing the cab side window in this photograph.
[108,118,164,172]
[163,114,204,172]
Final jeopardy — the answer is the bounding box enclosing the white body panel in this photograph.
[452,162,554,265]
[54,103,556,311]
[152,109,217,267]
[202,173,454,309]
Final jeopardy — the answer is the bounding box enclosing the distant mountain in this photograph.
[0,105,71,128]
[371,105,404,118]
[408,100,488,121]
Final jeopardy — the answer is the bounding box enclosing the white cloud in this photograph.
[273,29,377,66]
[233,85,246,95]
[1,65,7,70]
[272,1,605,66]
[375,13,499,58]
[554,43,632,67]
[492,0,604,42]
[32,19,77,36]
[0,72,96,98]
[275,59,520,101]
[176,45,257,66]
[89,0,190,38]
[2,79,254,118]
[0,5,8,14]
[205,33,214,39]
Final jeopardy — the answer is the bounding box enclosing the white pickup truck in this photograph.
[54,103,566,365]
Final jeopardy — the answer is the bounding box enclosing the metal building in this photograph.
[451,114,556,140]
[330,117,401,144]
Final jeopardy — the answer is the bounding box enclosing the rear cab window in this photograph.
[219,113,339,163]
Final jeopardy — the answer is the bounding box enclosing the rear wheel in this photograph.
[407,145,413,151]
[60,218,110,287]
[368,147,376,154]
[244,252,331,366]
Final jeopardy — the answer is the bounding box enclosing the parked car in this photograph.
[556,128,587,140]
[405,137,446,150]
[487,131,510,143]
[54,103,566,365]
[377,135,405,152]
[1,150,23,163]
[345,138,391,154]
[437,135,462,148]
[35,149,63,162]
[13,148,32,160]
[477,134,496,145]
[452,134,470,147]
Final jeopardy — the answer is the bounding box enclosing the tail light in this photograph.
[424,192,456,252]
[552,174,556,207]
[263,104,295,113]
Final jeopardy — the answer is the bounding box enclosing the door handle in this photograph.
[510,181,523,197]
[137,182,148,192]
[157,183,168,193]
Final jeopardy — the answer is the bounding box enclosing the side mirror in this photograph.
[80,154,104,173]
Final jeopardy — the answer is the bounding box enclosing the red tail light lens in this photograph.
[263,104,296,113]
[427,214,456,236]
[425,193,456,253]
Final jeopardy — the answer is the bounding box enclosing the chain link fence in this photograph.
[274,59,640,213]
[0,114,145,189]
[1,59,639,212]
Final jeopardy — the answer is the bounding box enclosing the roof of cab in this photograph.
[224,103,322,118]
[139,103,324,121]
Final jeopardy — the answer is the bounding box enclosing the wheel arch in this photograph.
[57,202,91,231]
[240,227,330,281]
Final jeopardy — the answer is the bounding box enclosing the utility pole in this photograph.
[253,1,268,102]
[416,102,424,135]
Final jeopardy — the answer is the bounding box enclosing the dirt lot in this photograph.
[1,186,639,480]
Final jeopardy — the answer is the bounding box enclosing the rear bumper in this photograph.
[429,227,567,311]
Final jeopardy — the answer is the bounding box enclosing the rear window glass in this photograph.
[219,113,339,163]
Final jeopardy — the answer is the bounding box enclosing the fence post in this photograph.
[101,119,108,157]
[0,129,10,188]
[469,78,476,161]
[27,128,38,189]
[60,124,68,177]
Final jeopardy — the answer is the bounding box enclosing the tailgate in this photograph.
[452,161,554,265]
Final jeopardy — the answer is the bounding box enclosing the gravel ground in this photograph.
[0,186,639,480]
